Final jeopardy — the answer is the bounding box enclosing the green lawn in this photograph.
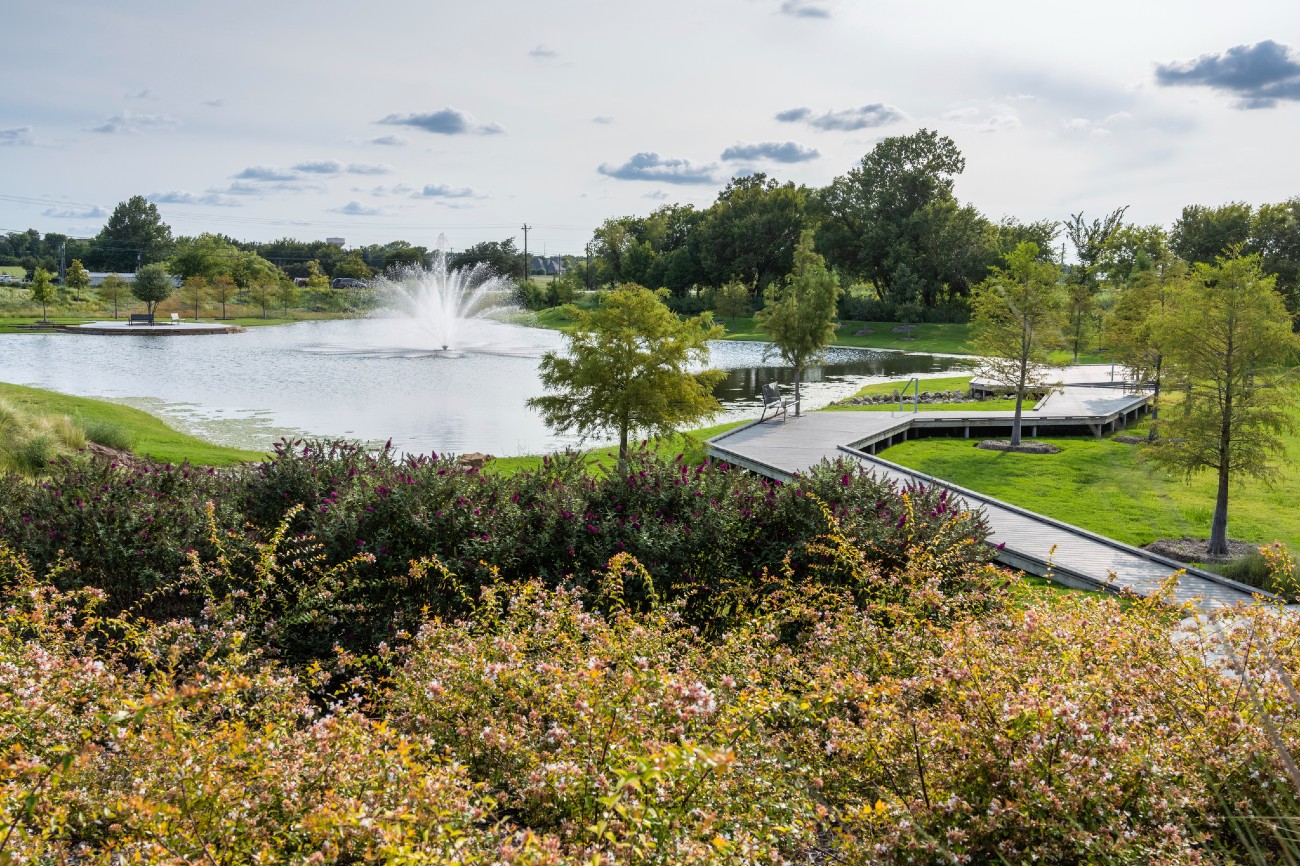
[0,383,266,466]
[878,422,1300,553]
[824,374,1021,413]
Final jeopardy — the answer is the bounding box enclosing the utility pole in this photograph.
[520,224,531,282]
[585,242,592,291]
[59,243,67,282]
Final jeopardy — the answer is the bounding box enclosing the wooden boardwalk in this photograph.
[706,374,1274,611]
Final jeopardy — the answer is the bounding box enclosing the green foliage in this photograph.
[1147,252,1300,555]
[179,275,207,319]
[90,195,174,271]
[1063,206,1128,361]
[63,258,90,300]
[712,278,752,323]
[129,262,173,316]
[529,286,724,461]
[27,267,55,320]
[0,399,86,475]
[969,242,1066,444]
[756,231,840,413]
[697,173,807,293]
[96,273,129,318]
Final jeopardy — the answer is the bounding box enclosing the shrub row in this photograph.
[0,441,993,659]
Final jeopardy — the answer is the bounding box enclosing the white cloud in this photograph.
[42,205,109,218]
[332,201,385,216]
[90,111,180,134]
[0,126,35,146]
[597,152,720,185]
[148,190,241,206]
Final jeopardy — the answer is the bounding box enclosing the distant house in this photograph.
[529,256,568,276]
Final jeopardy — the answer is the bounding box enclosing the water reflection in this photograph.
[0,321,973,455]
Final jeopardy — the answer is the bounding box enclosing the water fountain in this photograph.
[371,237,521,352]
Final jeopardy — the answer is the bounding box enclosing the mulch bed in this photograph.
[974,440,1061,454]
[1112,435,1148,445]
[1143,537,1258,565]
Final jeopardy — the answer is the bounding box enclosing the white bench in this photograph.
[759,382,799,422]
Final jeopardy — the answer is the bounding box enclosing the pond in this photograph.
[0,319,972,456]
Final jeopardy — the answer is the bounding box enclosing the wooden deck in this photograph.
[706,375,1275,612]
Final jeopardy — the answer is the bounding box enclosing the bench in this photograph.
[170,313,180,324]
[759,382,799,422]
[128,313,154,326]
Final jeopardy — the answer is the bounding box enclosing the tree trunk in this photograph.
[618,420,629,468]
[1147,355,1162,443]
[793,362,802,417]
[1208,461,1230,556]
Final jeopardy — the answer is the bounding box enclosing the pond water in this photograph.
[0,319,972,456]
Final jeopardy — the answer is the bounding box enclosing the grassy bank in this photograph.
[0,383,266,466]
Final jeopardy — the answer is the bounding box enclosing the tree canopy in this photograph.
[1147,252,1300,556]
[130,262,173,317]
[755,231,840,415]
[969,242,1065,446]
[91,196,174,271]
[528,285,723,463]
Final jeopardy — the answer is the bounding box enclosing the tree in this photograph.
[1171,202,1253,266]
[1107,256,1183,440]
[98,273,129,319]
[179,275,208,320]
[130,263,173,317]
[64,258,91,301]
[275,277,300,316]
[335,252,373,281]
[528,285,724,464]
[713,279,752,326]
[1063,207,1128,362]
[169,233,242,281]
[29,267,56,321]
[209,275,237,320]
[90,196,174,271]
[755,231,841,416]
[1252,198,1300,317]
[697,174,807,295]
[969,242,1066,446]
[233,253,281,319]
[814,129,968,305]
[450,239,524,282]
[1147,252,1300,556]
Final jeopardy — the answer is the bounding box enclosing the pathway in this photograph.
[706,369,1275,612]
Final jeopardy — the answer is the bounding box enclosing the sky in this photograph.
[2,0,1298,256]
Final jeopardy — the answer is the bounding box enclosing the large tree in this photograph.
[91,196,174,271]
[814,128,970,305]
[450,239,524,282]
[755,231,841,416]
[528,285,723,464]
[696,173,807,296]
[179,275,208,320]
[1171,202,1253,266]
[1148,252,1300,556]
[969,242,1066,446]
[169,234,243,281]
[1252,197,1300,317]
[130,262,173,317]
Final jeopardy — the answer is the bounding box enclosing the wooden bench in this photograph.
[128,313,154,326]
[759,382,799,422]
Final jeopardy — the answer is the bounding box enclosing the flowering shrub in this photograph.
[0,442,993,660]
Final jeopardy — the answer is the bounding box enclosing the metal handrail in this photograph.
[898,377,919,413]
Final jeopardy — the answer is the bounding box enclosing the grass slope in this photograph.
[0,383,266,466]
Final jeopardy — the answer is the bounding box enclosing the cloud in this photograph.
[347,162,392,175]
[370,134,408,146]
[368,184,414,197]
[598,152,720,185]
[416,184,479,198]
[376,107,505,135]
[221,180,326,196]
[591,115,615,125]
[232,165,298,181]
[203,98,225,108]
[147,190,241,207]
[90,111,180,134]
[124,88,157,100]
[332,201,385,216]
[529,45,558,59]
[941,103,1022,133]
[642,190,670,200]
[293,159,344,174]
[721,141,820,162]
[775,103,905,131]
[1156,40,1300,109]
[42,205,109,219]
[1062,111,1133,138]
[779,0,831,18]
[0,126,34,146]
